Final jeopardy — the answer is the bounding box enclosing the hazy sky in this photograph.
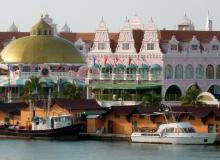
[0,0,219,32]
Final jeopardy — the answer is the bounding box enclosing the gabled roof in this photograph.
[158,30,220,43]
[54,99,106,111]
[0,102,28,113]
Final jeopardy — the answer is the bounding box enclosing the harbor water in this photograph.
[0,140,220,160]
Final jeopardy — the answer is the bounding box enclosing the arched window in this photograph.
[216,65,220,79]
[175,64,183,79]
[165,64,173,79]
[195,64,204,79]
[185,64,194,79]
[206,64,214,79]
[165,85,182,101]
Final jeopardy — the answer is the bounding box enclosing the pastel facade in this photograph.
[86,14,220,106]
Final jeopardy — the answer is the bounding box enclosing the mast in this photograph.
[47,88,51,117]
[7,63,11,102]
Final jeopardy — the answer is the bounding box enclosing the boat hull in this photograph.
[131,133,217,144]
[0,124,83,139]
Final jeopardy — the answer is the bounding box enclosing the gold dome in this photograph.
[1,19,84,64]
[1,35,84,64]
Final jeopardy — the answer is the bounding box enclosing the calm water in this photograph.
[0,140,220,160]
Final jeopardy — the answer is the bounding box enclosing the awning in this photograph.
[89,83,161,90]
[0,78,25,87]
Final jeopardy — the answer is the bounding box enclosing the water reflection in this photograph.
[0,140,219,160]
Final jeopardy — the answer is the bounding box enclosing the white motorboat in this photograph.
[131,122,217,144]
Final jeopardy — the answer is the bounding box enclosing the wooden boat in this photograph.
[0,115,84,139]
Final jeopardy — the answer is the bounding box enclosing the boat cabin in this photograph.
[32,114,74,130]
[157,122,196,134]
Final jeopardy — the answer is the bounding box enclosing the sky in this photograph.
[0,0,219,32]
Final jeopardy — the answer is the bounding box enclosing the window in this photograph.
[206,64,214,79]
[195,64,204,79]
[185,64,194,79]
[44,30,47,35]
[122,43,130,50]
[189,115,195,120]
[208,124,216,133]
[212,44,219,51]
[38,29,41,35]
[191,44,198,51]
[175,64,183,79]
[170,44,178,51]
[147,43,154,50]
[98,43,105,50]
[114,113,120,118]
[139,115,145,119]
[79,46,83,50]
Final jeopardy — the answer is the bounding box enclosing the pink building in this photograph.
[86,14,220,106]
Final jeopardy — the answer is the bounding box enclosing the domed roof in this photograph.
[1,18,83,64]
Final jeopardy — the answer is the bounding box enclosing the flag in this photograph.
[114,56,119,66]
[104,55,108,65]
[92,56,96,66]
[128,57,132,66]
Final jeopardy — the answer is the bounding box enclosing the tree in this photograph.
[142,91,162,106]
[181,88,202,106]
[59,82,79,99]
[21,76,45,101]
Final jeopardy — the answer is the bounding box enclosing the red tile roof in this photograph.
[158,30,220,42]
[54,99,106,111]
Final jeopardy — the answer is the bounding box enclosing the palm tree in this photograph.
[21,76,45,101]
[59,82,79,99]
[181,88,202,106]
[142,91,162,106]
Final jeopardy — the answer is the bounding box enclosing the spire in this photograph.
[61,23,71,33]
[130,13,144,30]
[96,17,108,31]
[9,22,18,32]
[146,17,157,30]
[205,11,212,31]
[120,17,131,31]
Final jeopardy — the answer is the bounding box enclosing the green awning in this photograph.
[89,83,161,90]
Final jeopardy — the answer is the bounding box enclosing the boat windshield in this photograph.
[162,127,196,133]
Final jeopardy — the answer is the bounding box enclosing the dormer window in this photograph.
[147,43,154,50]
[122,43,129,50]
[170,44,178,51]
[44,30,47,35]
[212,44,218,51]
[191,44,198,51]
[98,43,105,50]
